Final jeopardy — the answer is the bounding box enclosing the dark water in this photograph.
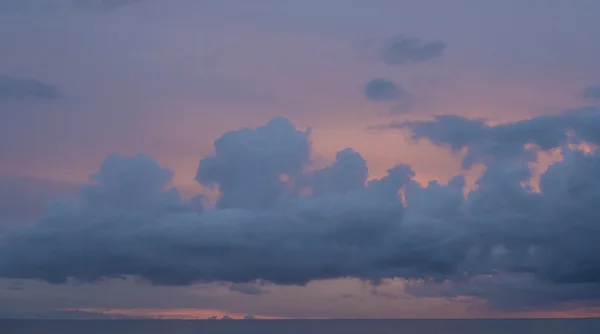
[2,319,600,334]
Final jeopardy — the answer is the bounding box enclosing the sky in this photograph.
[1,0,600,319]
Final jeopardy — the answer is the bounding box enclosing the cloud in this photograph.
[0,75,63,101]
[583,85,600,100]
[379,35,446,66]
[405,273,600,312]
[195,117,311,210]
[363,78,406,102]
[2,113,600,310]
[390,107,600,168]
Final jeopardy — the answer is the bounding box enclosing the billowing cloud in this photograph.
[0,75,63,101]
[583,85,600,100]
[2,112,600,310]
[380,35,446,66]
[363,78,405,102]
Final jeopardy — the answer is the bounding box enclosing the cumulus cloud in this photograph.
[379,35,446,66]
[363,79,405,102]
[2,112,600,310]
[583,85,600,100]
[0,75,63,101]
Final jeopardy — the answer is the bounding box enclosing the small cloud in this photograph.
[243,315,256,320]
[380,35,446,66]
[583,85,600,100]
[0,75,63,100]
[220,315,232,320]
[364,78,405,102]
[208,315,218,320]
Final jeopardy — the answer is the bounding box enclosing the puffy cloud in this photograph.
[379,35,446,66]
[363,79,405,102]
[0,75,63,101]
[583,85,600,100]
[2,113,600,310]
[196,117,311,210]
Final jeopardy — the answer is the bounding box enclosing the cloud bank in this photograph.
[2,110,600,310]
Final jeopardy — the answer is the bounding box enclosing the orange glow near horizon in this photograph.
[67,306,600,320]
[68,308,285,320]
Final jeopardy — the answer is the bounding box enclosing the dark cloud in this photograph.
[2,113,600,310]
[364,79,405,102]
[405,273,600,312]
[380,35,446,66]
[196,118,311,210]
[583,85,600,100]
[391,107,600,168]
[0,75,63,101]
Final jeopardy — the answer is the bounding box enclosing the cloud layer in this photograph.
[2,110,600,310]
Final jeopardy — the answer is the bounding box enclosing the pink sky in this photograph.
[1,0,600,319]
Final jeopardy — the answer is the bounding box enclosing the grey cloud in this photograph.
[196,117,311,211]
[2,115,600,310]
[583,85,600,100]
[364,79,405,102]
[380,35,446,66]
[405,273,600,312]
[0,75,63,101]
[391,107,600,168]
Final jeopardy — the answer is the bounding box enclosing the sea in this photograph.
[2,319,600,334]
